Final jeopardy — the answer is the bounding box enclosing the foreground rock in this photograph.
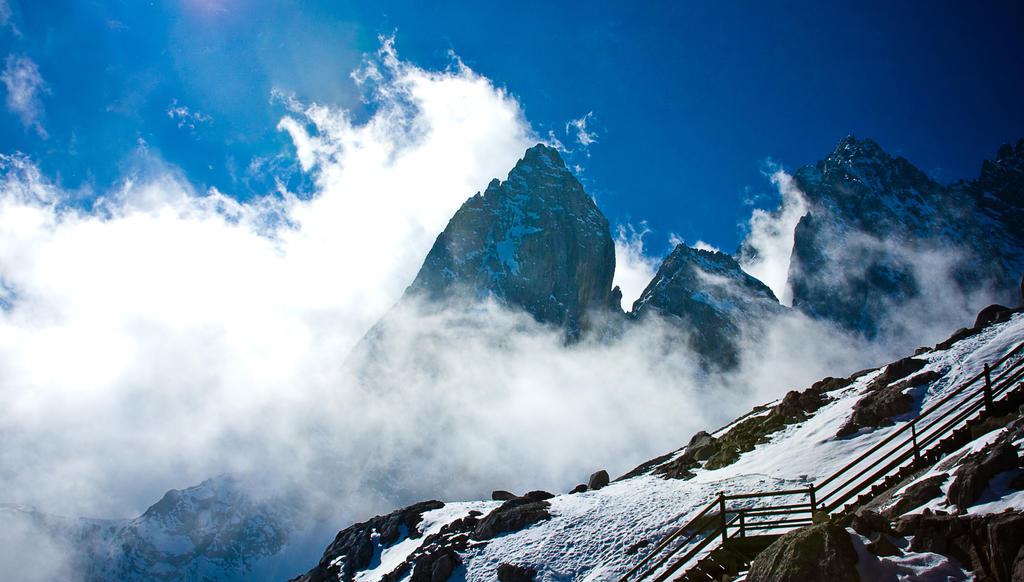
[746,522,859,582]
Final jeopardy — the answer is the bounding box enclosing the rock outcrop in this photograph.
[293,500,444,582]
[774,135,1024,338]
[630,244,781,369]
[405,144,617,338]
[746,522,860,582]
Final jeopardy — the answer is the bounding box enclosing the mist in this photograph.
[0,37,1006,580]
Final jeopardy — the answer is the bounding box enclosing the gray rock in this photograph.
[975,304,1015,329]
[471,494,552,541]
[497,563,537,582]
[630,244,781,370]
[887,474,947,517]
[947,441,1020,510]
[492,490,516,501]
[405,144,617,339]
[758,135,1024,339]
[746,522,860,582]
[588,470,610,490]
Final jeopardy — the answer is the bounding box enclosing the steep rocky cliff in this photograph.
[404,144,618,338]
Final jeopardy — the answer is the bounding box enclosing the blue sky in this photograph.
[2,0,1022,255]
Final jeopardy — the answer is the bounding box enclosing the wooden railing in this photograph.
[619,340,1024,582]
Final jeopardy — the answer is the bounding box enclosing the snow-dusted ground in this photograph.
[324,313,1024,582]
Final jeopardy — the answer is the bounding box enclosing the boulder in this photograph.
[471,494,552,540]
[588,470,610,490]
[684,431,719,461]
[492,490,516,501]
[569,484,587,494]
[887,474,947,517]
[851,508,891,537]
[746,522,860,582]
[410,549,460,582]
[497,563,537,582]
[947,442,1020,510]
[866,535,901,557]
[975,304,1014,329]
[836,383,913,437]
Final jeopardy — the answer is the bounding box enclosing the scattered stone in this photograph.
[569,484,587,494]
[746,522,859,582]
[588,470,610,491]
[497,563,537,582]
[935,327,980,351]
[492,490,516,501]
[886,474,947,517]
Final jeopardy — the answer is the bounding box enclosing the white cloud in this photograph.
[612,223,660,310]
[0,40,535,518]
[567,111,598,148]
[0,1,11,30]
[692,240,720,253]
[737,168,807,305]
[166,99,212,129]
[1,54,47,137]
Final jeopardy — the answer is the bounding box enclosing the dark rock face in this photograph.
[492,490,516,501]
[887,474,947,517]
[779,135,1024,339]
[836,361,935,438]
[746,522,860,582]
[975,304,1016,329]
[497,563,537,582]
[405,144,617,337]
[630,243,781,369]
[947,441,1021,510]
[588,470,610,491]
[896,512,1024,582]
[293,500,444,582]
[471,492,552,541]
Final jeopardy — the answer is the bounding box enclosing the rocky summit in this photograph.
[630,244,782,370]
[404,144,617,338]
[783,135,1024,338]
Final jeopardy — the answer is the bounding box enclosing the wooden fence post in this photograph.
[911,420,921,464]
[719,494,728,545]
[984,363,994,415]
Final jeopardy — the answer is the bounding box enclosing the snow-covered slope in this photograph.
[293,311,1024,582]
